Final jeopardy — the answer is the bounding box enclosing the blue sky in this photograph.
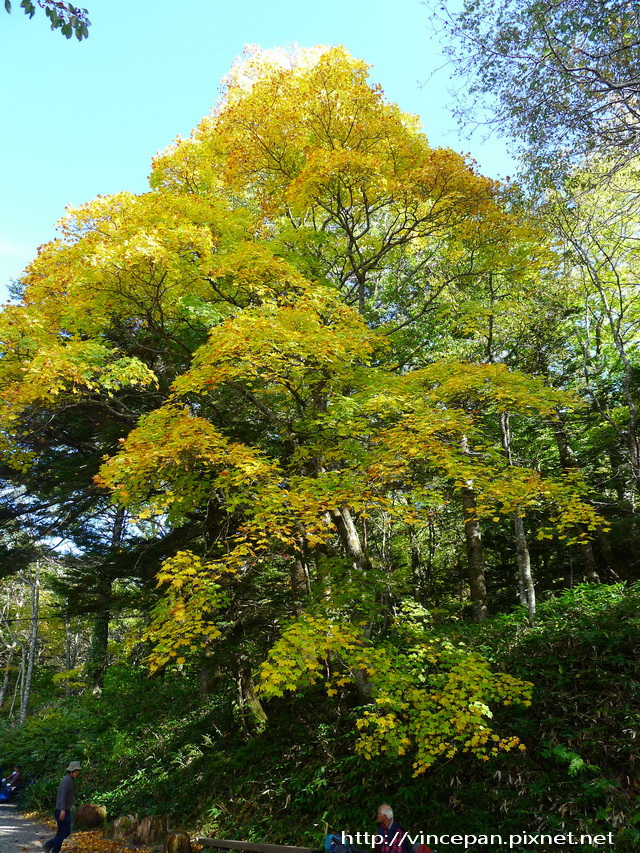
[0,0,512,301]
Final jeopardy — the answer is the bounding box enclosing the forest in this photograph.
[0,2,638,851]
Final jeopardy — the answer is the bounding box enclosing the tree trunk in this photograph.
[290,546,312,614]
[19,566,39,723]
[409,523,439,606]
[514,514,536,626]
[579,539,601,583]
[410,525,425,601]
[199,653,217,700]
[460,435,489,621]
[499,413,536,625]
[236,665,267,734]
[461,485,489,622]
[331,506,372,572]
[64,618,79,698]
[596,532,624,581]
[11,647,24,719]
[0,644,16,711]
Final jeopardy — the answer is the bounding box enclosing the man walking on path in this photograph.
[42,761,81,852]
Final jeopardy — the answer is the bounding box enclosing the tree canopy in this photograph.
[433,0,640,179]
[0,46,634,787]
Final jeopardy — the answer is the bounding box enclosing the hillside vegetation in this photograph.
[1,584,637,851]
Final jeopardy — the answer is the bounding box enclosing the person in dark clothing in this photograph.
[42,761,81,853]
[2,765,20,791]
[375,804,413,853]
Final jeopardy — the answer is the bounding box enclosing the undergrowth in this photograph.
[1,583,637,852]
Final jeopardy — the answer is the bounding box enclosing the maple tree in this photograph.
[0,46,606,770]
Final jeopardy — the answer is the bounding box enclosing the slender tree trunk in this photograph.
[410,525,425,601]
[514,514,536,626]
[516,562,527,605]
[64,617,73,699]
[461,485,489,621]
[12,647,25,719]
[426,519,439,604]
[499,413,536,625]
[19,566,39,723]
[290,542,312,614]
[0,644,16,711]
[460,436,489,621]
[409,523,439,606]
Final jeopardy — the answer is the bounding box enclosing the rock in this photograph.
[164,830,192,853]
[112,814,139,840]
[135,814,169,845]
[74,803,107,829]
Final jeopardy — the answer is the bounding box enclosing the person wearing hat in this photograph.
[42,761,81,852]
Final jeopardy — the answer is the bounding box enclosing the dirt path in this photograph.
[0,802,51,852]
[0,804,168,853]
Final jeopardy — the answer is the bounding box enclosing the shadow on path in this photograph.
[0,802,51,852]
